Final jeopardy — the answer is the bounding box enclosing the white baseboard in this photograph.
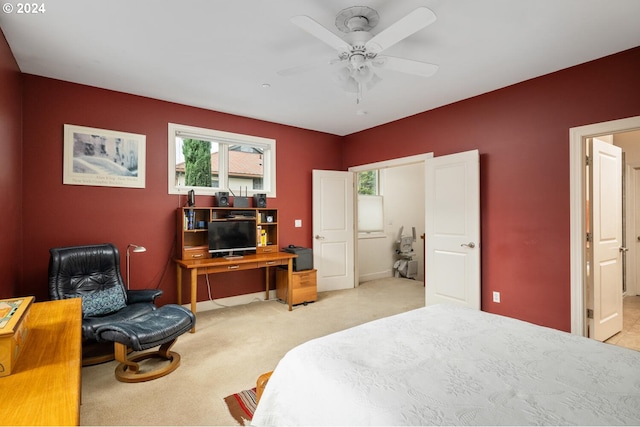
[359,270,393,283]
[182,289,278,313]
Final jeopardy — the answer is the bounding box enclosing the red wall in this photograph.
[0,29,22,299]
[6,31,640,332]
[343,46,640,331]
[20,76,343,305]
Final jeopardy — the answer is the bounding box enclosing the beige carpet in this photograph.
[79,277,425,426]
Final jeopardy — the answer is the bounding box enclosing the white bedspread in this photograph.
[252,304,640,426]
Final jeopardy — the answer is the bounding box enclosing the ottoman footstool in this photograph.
[95,304,195,383]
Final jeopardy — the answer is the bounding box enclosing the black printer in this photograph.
[283,245,313,271]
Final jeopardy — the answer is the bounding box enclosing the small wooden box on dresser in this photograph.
[276,268,317,305]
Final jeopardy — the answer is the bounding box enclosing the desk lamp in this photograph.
[126,244,146,289]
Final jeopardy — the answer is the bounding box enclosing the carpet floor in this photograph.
[79,277,425,425]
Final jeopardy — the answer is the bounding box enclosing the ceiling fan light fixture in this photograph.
[335,6,379,33]
[349,53,366,69]
[285,6,438,105]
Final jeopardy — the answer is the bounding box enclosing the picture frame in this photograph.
[63,124,146,188]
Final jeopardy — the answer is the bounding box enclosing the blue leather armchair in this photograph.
[48,243,162,365]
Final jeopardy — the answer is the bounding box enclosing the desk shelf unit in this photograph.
[177,207,279,261]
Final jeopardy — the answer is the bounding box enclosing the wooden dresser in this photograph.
[0,298,82,425]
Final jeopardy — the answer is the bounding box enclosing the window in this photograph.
[356,170,384,233]
[357,170,378,195]
[168,123,276,197]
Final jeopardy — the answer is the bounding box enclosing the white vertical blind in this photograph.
[358,195,384,232]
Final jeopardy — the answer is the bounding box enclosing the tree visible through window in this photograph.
[358,170,378,195]
[182,139,212,187]
[168,123,277,196]
[357,169,383,233]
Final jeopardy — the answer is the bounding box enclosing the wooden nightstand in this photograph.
[276,268,317,305]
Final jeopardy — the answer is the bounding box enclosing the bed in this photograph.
[251,304,640,426]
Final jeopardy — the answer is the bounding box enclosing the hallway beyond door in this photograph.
[605,296,640,351]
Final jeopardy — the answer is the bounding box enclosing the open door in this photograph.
[425,150,480,309]
[312,170,355,292]
[587,138,623,341]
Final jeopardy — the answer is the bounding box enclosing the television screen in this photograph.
[208,219,257,255]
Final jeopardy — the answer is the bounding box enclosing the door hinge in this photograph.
[587,308,594,319]
[585,155,590,166]
[586,232,592,243]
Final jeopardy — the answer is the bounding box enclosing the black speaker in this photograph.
[215,191,229,207]
[253,193,267,208]
[187,189,195,207]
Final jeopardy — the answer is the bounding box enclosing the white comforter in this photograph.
[252,304,640,426]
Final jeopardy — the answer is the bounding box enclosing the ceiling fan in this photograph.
[279,6,439,103]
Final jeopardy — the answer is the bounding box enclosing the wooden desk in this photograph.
[0,298,82,426]
[175,251,298,331]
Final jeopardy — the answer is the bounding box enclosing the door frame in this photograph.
[569,115,640,336]
[625,162,640,297]
[349,153,432,286]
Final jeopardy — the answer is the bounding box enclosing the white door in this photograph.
[632,166,640,297]
[425,150,480,309]
[312,170,355,292]
[588,138,623,341]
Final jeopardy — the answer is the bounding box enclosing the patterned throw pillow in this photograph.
[81,286,127,317]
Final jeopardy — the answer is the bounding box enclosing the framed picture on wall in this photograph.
[63,124,146,188]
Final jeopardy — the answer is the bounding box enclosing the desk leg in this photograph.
[287,259,293,311]
[190,268,198,333]
[265,266,270,300]
[176,264,183,306]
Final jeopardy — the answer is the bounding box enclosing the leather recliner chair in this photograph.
[48,243,163,365]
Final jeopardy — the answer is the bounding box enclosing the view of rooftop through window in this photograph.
[174,138,264,191]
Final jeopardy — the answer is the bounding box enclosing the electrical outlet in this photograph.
[493,291,501,303]
[294,219,302,228]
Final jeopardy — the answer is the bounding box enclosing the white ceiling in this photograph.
[1,0,639,136]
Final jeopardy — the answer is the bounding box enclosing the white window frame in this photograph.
[168,123,276,197]
[353,169,384,237]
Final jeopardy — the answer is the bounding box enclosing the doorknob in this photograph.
[620,247,629,252]
[315,235,325,240]
[461,242,476,249]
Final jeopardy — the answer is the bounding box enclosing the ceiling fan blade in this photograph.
[365,7,436,54]
[278,58,344,77]
[291,15,350,54]
[375,56,439,77]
